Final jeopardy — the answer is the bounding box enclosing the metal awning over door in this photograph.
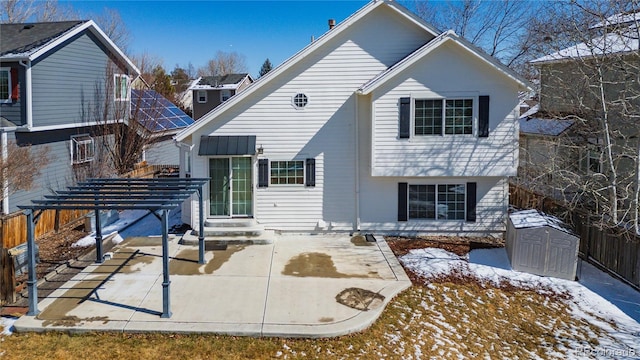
[18,177,209,318]
[198,135,256,156]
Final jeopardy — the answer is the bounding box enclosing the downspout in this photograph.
[354,93,361,231]
[1,130,9,214]
[18,60,33,129]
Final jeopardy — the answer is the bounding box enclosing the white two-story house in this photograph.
[175,0,530,237]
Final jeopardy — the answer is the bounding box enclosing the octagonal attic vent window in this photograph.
[292,93,308,109]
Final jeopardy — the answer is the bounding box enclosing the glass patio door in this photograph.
[209,157,253,217]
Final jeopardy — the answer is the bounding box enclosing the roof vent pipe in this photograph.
[328,19,336,29]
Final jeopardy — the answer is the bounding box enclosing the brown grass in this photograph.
[0,235,615,359]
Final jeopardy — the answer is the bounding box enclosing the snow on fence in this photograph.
[510,183,640,290]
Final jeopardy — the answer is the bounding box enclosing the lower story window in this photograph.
[409,184,466,220]
[71,134,95,164]
[270,160,304,185]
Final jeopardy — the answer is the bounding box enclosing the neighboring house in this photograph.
[524,11,639,204]
[0,20,139,214]
[175,0,530,236]
[190,74,253,120]
[518,109,576,190]
[131,89,194,165]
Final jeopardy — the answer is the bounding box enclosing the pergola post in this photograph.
[197,188,205,264]
[161,209,172,318]
[24,209,39,316]
[94,208,103,263]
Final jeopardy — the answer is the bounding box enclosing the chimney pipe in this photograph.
[328,19,336,30]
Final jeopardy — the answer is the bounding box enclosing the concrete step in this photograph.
[204,218,256,228]
[179,229,274,245]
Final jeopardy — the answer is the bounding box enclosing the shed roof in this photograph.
[509,209,576,236]
[519,117,575,136]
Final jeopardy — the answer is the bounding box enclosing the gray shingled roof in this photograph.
[198,73,249,86]
[0,21,85,57]
[519,117,575,136]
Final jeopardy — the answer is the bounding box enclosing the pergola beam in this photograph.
[19,177,208,318]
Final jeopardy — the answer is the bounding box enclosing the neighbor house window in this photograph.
[0,68,10,103]
[220,89,231,102]
[292,93,308,109]
[114,74,130,101]
[270,160,304,185]
[408,184,466,220]
[415,98,473,135]
[71,134,95,164]
[197,90,207,103]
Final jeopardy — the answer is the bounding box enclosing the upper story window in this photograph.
[270,160,304,185]
[220,89,231,102]
[415,98,473,135]
[71,134,95,164]
[400,95,489,139]
[114,74,130,101]
[197,90,207,103]
[292,93,308,109]
[0,68,11,103]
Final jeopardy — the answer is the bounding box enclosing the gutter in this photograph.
[18,60,33,129]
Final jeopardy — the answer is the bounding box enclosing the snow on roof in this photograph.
[509,209,576,236]
[519,116,574,136]
[531,30,639,63]
[590,11,640,29]
[519,104,539,119]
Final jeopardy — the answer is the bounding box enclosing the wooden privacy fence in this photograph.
[510,183,640,290]
[0,209,88,249]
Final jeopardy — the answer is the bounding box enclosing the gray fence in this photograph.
[510,183,640,290]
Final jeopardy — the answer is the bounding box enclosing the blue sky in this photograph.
[64,1,380,77]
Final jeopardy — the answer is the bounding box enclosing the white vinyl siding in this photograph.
[187,5,435,231]
[371,41,520,178]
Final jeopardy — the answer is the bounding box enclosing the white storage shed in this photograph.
[507,209,580,281]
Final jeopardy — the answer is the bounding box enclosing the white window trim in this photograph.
[70,134,95,165]
[411,92,478,138]
[220,89,231,102]
[269,159,305,186]
[0,67,11,103]
[197,90,208,103]
[408,183,467,221]
[114,74,131,101]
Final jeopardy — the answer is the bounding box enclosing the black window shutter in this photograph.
[478,95,490,137]
[258,159,269,188]
[398,182,408,221]
[305,158,316,187]
[466,182,477,222]
[399,97,411,139]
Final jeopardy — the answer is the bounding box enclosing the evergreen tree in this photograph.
[259,58,273,77]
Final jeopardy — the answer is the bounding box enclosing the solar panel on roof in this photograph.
[131,89,194,132]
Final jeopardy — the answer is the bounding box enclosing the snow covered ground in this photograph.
[401,247,640,359]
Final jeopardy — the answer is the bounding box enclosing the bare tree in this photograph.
[91,7,130,54]
[415,0,543,72]
[1,0,75,23]
[197,51,248,77]
[0,140,49,198]
[518,0,640,235]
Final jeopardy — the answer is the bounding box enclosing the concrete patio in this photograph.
[14,234,411,338]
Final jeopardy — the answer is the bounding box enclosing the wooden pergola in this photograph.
[18,177,209,318]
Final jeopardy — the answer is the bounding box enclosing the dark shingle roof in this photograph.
[0,21,85,57]
[519,117,575,136]
[198,73,249,86]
